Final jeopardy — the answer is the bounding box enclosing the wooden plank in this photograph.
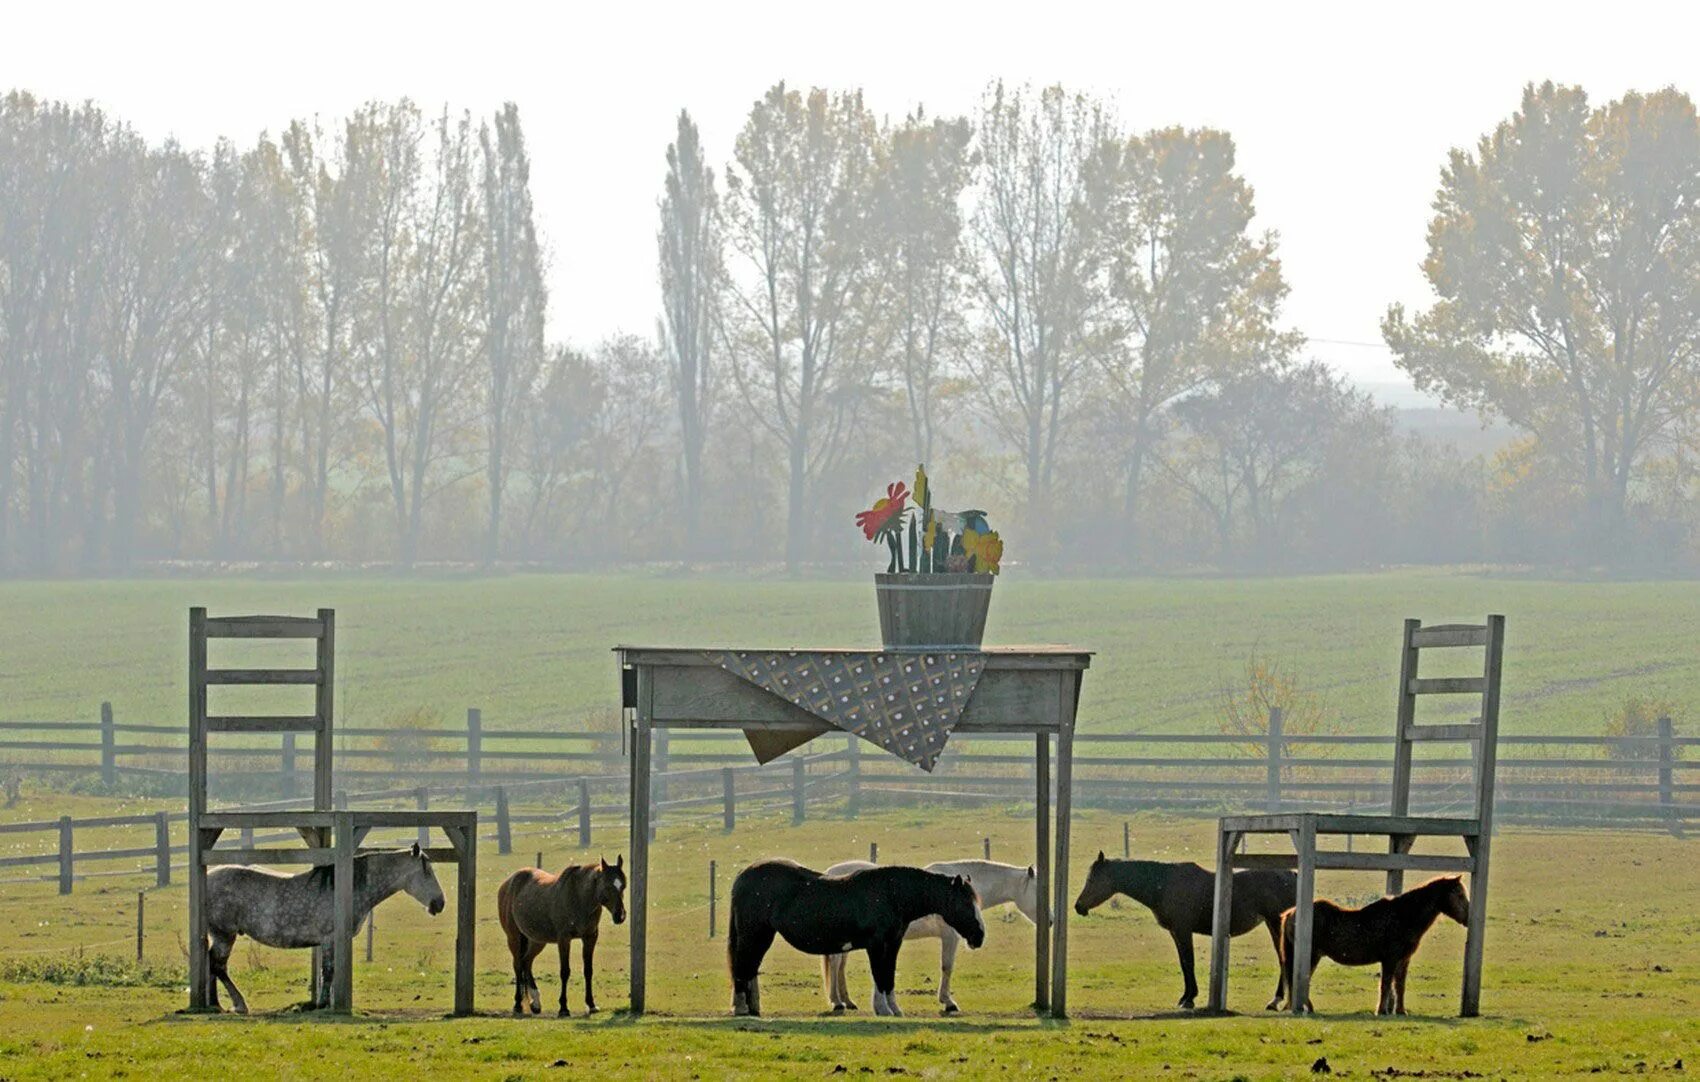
[1461,614,1504,1018]
[1033,731,1050,1012]
[1409,676,1487,695]
[1232,851,1473,874]
[204,847,335,866]
[1404,723,1483,742]
[187,607,210,1011]
[201,811,338,829]
[203,616,326,639]
[1049,675,1076,1018]
[347,810,477,829]
[205,716,323,733]
[1289,818,1317,1014]
[1206,826,1237,1011]
[629,670,653,1015]
[203,668,322,686]
[1410,624,1488,648]
[1218,813,1481,836]
[332,811,354,1012]
[315,610,335,814]
[453,822,477,1016]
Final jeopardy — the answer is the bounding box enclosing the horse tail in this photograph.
[496,872,518,938]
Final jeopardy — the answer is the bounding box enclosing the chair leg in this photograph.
[1206,827,1237,1012]
[1289,819,1317,1014]
[1461,835,1490,1017]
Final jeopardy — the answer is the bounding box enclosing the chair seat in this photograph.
[1218,812,1481,837]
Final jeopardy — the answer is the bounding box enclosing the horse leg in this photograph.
[938,929,961,1014]
[1272,918,1292,1012]
[1377,961,1396,1015]
[521,938,547,1014]
[556,938,572,1017]
[729,920,774,1017]
[1263,917,1285,1010]
[822,954,843,1011]
[868,938,901,1017]
[1171,928,1198,1009]
[582,933,598,1013]
[316,944,334,1010]
[836,950,857,1010]
[506,931,529,1015]
[209,931,247,1015]
[1394,955,1411,1015]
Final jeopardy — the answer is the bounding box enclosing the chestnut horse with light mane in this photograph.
[497,856,626,1016]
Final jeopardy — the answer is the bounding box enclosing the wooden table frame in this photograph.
[616,645,1091,1018]
[185,608,478,1015]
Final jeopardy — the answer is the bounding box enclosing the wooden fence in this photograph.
[2,707,1697,894]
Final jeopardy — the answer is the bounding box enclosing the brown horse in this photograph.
[1277,875,1470,1014]
[1074,849,1296,1009]
[497,856,627,1016]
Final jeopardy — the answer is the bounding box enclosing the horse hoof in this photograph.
[831,1004,845,1014]
[513,1006,525,1016]
[844,1002,858,1012]
[558,1007,571,1018]
[1178,998,1195,1010]
[941,1004,960,1016]
[1265,1000,1280,1011]
[234,1005,249,1016]
[585,1004,598,1015]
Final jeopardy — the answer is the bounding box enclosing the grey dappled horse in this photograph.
[203,843,446,1012]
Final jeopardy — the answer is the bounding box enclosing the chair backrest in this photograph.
[1388,615,1505,824]
[188,608,335,817]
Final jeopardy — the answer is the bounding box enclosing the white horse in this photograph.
[822,858,1040,1014]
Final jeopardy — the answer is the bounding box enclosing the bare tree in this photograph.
[658,109,721,553]
[353,102,484,565]
[480,102,546,565]
[967,83,1115,559]
[722,84,882,571]
[870,109,973,465]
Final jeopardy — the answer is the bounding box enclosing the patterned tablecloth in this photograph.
[707,650,986,771]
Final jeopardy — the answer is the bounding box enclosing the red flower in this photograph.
[854,482,910,541]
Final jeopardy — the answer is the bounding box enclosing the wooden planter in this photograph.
[874,572,994,649]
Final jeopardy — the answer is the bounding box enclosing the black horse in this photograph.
[1074,849,1297,1009]
[727,859,985,1017]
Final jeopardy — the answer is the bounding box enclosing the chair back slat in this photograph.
[1393,615,1505,821]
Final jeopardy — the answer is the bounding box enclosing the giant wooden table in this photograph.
[616,645,1091,1018]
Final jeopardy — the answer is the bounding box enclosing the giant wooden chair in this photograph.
[1206,615,1504,1017]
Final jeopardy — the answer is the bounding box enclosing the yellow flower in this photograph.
[960,528,1003,574]
[923,514,938,552]
[913,465,929,509]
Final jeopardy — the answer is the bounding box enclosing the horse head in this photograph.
[1074,850,1115,916]
[941,873,985,949]
[1016,863,1041,924]
[403,843,446,916]
[1435,875,1470,925]
[598,855,627,925]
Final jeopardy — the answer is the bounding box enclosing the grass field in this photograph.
[0,803,1695,1079]
[2,569,1699,737]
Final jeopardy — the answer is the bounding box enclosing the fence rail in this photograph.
[1,706,1694,894]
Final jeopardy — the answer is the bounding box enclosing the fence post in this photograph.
[281,732,298,798]
[335,789,348,812]
[58,816,73,895]
[416,787,430,847]
[154,811,171,886]
[846,734,861,817]
[984,837,992,860]
[1123,821,1130,859]
[577,778,591,848]
[495,786,512,855]
[722,768,736,832]
[466,708,482,782]
[1658,715,1675,829]
[652,730,669,835]
[100,702,116,787]
[708,860,717,939]
[792,759,806,825]
[136,891,145,962]
[241,825,255,848]
[1266,706,1285,814]
[869,842,878,863]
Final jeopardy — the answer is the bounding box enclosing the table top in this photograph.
[616,644,1092,667]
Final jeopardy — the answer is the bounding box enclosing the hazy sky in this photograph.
[6,1,1697,404]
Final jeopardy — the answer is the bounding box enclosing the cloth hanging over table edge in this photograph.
[708,649,986,772]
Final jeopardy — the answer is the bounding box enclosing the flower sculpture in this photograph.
[856,466,1003,575]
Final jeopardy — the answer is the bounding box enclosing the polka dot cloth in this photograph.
[709,650,986,772]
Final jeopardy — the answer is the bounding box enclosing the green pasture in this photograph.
[1,570,1698,739]
[0,804,1694,1079]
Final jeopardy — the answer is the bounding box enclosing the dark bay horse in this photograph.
[1277,875,1470,1014]
[1074,849,1296,1009]
[497,855,626,1016]
[728,859,985,1017]
[204,843,446,1013]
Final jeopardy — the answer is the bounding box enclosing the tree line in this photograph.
[3,79,1699,575]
